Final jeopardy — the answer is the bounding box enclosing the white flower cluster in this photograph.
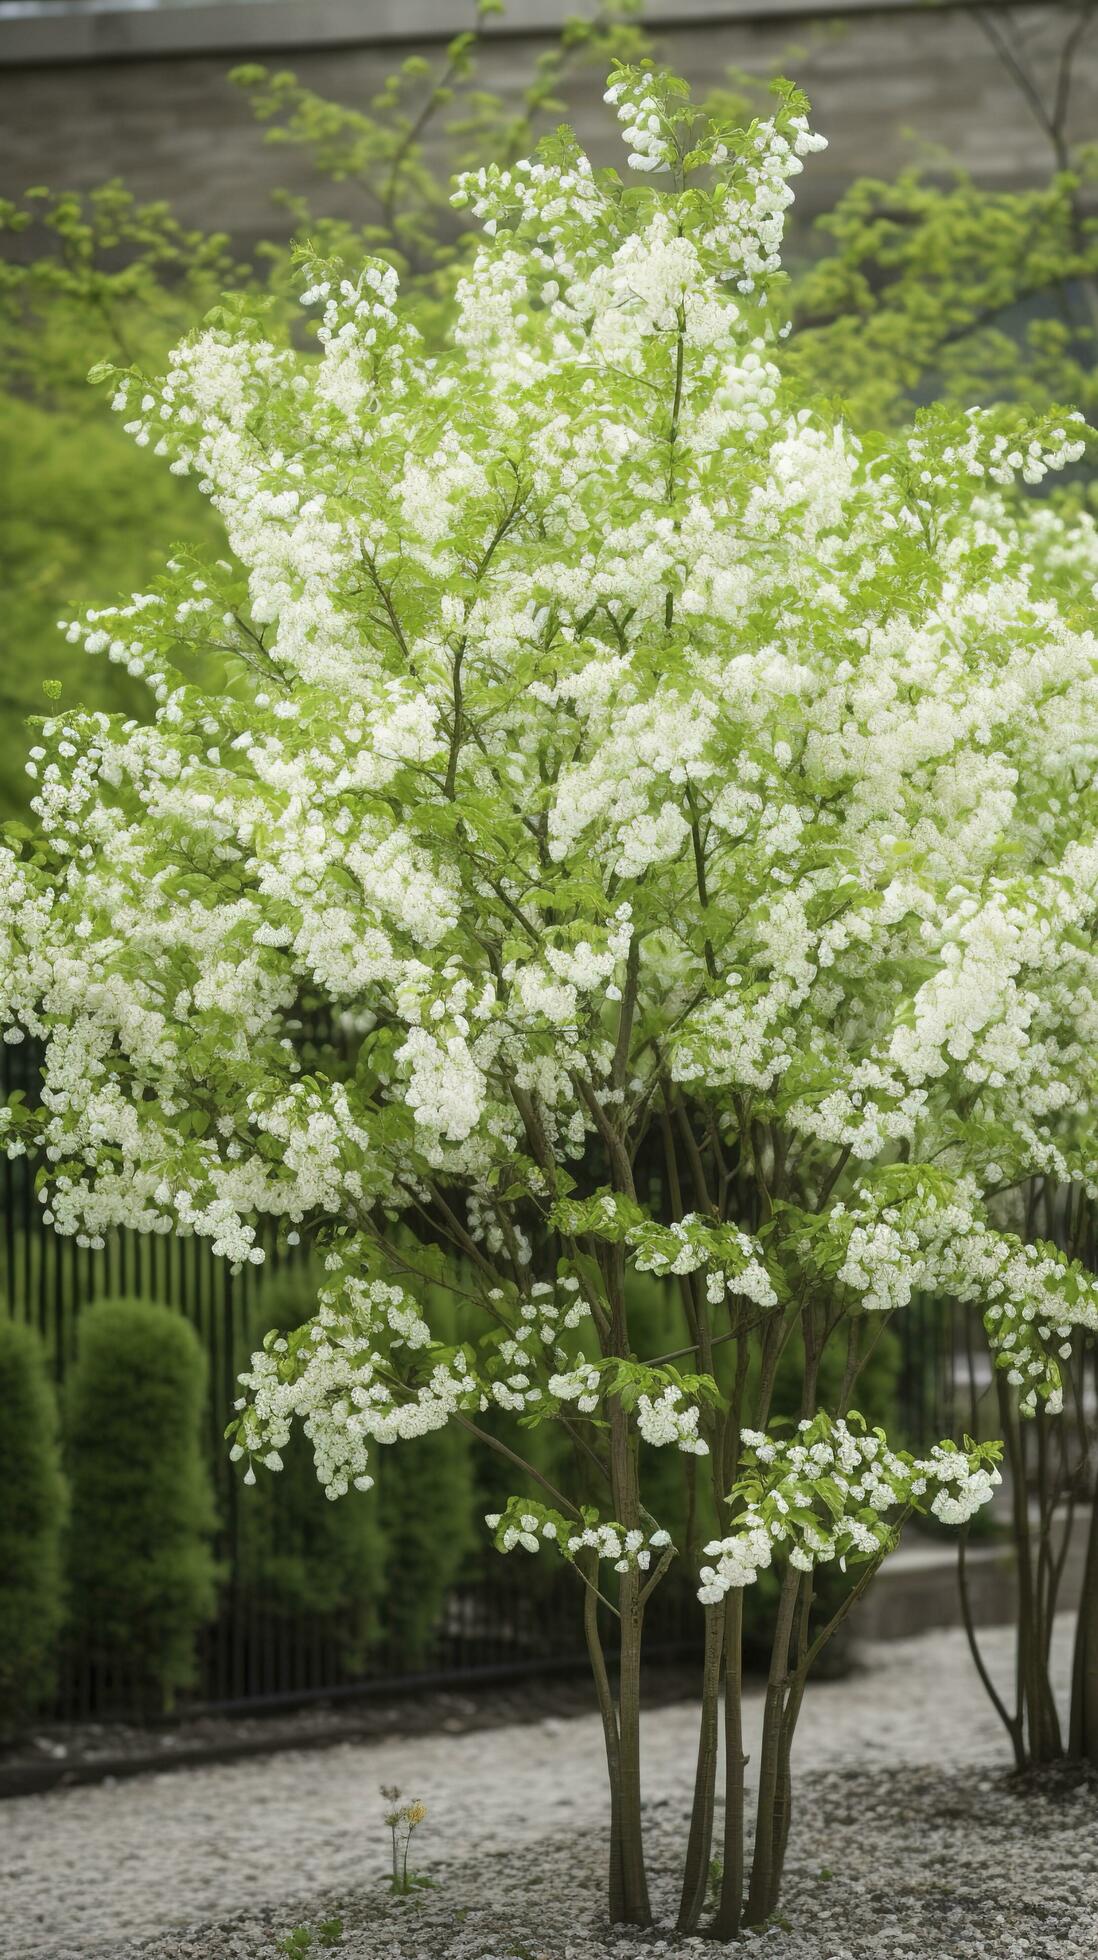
[466,1275,594,1417]
[603,74,674,175]
[697,1415,1001,1602]
[826,1173,1098,1413]
[490,1506,561,1554]
[636,1385,708,1454]
[938,413,1086,490]
[704,111,828,294]
[547,1360,602,1414]
[565,1520,671,1573]
[487,1495,674,1575]
[230,1273,475,1499]
[627,1214,777,1308]
[925,1448,1001,1526]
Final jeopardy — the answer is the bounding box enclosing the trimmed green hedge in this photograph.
[372,1278,476,1668]
[64,1298,219,1713]
[0,1316,66,1733]
[237,1266,387,1669]
[375,1418,476,1669]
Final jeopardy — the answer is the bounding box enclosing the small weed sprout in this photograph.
[381,1785,432,1897]
[277,1922,342,1956]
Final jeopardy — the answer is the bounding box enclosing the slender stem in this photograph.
[1070,1464,1098,1763]
[814,1142,851,1213]
[677,1603,725,1932]
[958,1525,1025,1769]
[998,1373,1062,1763]
[745,1565,800,1926]
[615,1566,652,1927]
[770,1572,814,1908]
[580,1548,625,1923]
[685,781,717,980]
[663,302,686,631]
[792,1539,895,1695]
[712,1588,747,1940]
[638,1541,675,1611]
[443,641,466,800]
[451,1412,583,1521]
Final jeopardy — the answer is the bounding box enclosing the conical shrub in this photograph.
[0,1315,66,1734]
[237,1262,387,1673]
[65,1298,218,1714]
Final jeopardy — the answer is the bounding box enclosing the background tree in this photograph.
[788,2,1098,431]
[783,1,1098,1775]
[0,185,234,809]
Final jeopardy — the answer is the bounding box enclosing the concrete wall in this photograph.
[857,1509,1093,1643]
[0,5,1093,255]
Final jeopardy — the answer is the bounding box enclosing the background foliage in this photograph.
[64,1298,219,1714]
[0,1315,66,1730]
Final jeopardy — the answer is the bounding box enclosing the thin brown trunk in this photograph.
[677,1603,725,1931]
[581,1551,625,1922]
[958,1526,1025,1770]
[999,1376,1062,1763]
[745,1565,800,1927]
[606,1302,651,1930]
[744,1543,891,1930]
[711,1332,751,1939]
[769,1572,813,1907]
[712,1589,747,1940]
[1070,1479,1098,1765]
[615,1569,652,1927]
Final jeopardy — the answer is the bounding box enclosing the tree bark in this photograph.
[581,1551,626,1923]
[1070,1485,1098,1765]
[615,1568,652,1926]
[745,1565,800,1927]
[998,1375,1063,1764]
[677,1602,724,1931]
[605,1321,651,1928]
[711,1589,747,1940]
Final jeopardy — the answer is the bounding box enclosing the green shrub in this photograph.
[64,1298,219,1713]
[0,1316,66,1733]
[237,1264,387,1670]
[374,1281,476,1668]
[242,1260,476,1672]
[375,1424,476,1669]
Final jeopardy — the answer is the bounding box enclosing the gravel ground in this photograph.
[4,1620,1090,1960]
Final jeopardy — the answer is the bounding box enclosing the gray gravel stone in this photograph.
[6,1620,1090,1959]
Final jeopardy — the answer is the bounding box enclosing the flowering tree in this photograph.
[5,64,1098,1935]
